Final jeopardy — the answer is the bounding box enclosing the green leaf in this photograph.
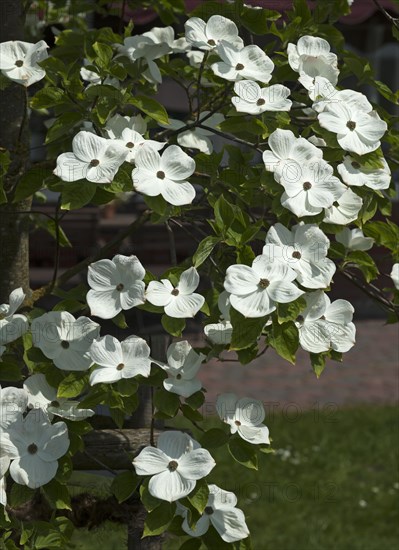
[45,112,82,144]
[110,407,126,428]
[277,296,306,324]
[140,481,163,512]
[181,403,203,422]
[310,353,326,378]
[343,250,379,283]
[193,236,220,268]
[268,321,298,364]
[230,308,269,350]
[228,437,258,470]
[153,387,180,417]
[43,479,71,510]
[363,220,399,255]
[111,311,128,329]
[178,539,202,550]
[187,479,209,515]
[0,360,23,381]
[13,165,49,202]
[111,471,140,503]
[200,428,229,449]
[161,315,186,337]
[9,484,35,507]
[93,41,114,67]
[220,116,267,137]
[31,87,67,109]
[143,501,175,537]
[129,95,169,125]
[240,6,281,34]
[60,181,97,210]
[185,391,205,410]
[214,195,236,231]
[57,372,88,398]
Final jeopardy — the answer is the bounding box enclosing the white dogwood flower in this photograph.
[390,264,399,290]
[279,158,346,218]
[287,36,339,86]
[133,145,196,206]
[216,393,270,445]
[212,42,274,83]
[116,34,170,83]
[232,80,291,114]
[336,228,374,251]
[312,84,373,114]
[80,66,120,89]
[105,114,147,139]
[146,267,204,318]
[87,254,146,319]
[0,288,29,347]
[0,455,9,506]
[133,430,215,502]
[185,15,243,51]
[181,484,250,542]
[174,112,225,154]
[89,335,152,385]
[54,131,128,183]
[31,311,100,371]
[224,255,303,318]
[0,410,69,489]
[204,291,233,345]
[262,129,322,176]
[0,385,28,428]
[23,373,94,421]
[296,291,356,353]
[112,128,164,163]
[323,188,362,225]
[0,40,48,86]
[159,340,205,398]
[263,223,336,289]
[318,104,387,155]
[337,155,391,190]
[143,26,191,53]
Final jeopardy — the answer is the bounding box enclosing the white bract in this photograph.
[80,66,120,89]
[31,311,100,371]
[146,267,204,318]
[318,104,387,155]
[287,36,339,86]
[23,373,94,421]
[185,15,243,51]
[262,129,322,176]
[54,131,128,183]
[212,42,274,83]
[279,158,346,218]
[312,85,373,114]
[165,112,225,155]
[181,484,250,542]
[116,34,170,83]
[133,431,215,502]
[336,228,374,251]
[105,114,147,138]
[232,80,291,114]
[263,223,336,289]
[390,264,399,290]
[0,40,48,86]
[89,335,152,385]
[133,145,196,206]
[113,128,164,163]
[204,291,233,345]
[160,340,205,398]
[224,255,303,318]
[0,288,29,347]
[0,410,69,489]
[87,254,146,319]
[216,393,270,445]
[296,291,356,353]
[143,26,191,53]
[0,455,8,506]
[0,385,28,428]
[337,155,391,190]
[323,188,362,225]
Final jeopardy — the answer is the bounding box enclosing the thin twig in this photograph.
[371,0,399,30]
[165,221,177,266]
[197,124,263,153]
[83,451,118,476]
[50,196,63,291]
[196,51,209,120]
[341,269,398,314]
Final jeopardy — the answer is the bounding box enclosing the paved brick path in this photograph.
[191,320,399,414]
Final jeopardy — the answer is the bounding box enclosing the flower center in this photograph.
[204,506,214,515]
[297,315,304,324]
[116,283,124,292]
[235,420,241,426]
[15,59,24,67]
[256,98,265,106]
[333,201,339,207]
[346,121,356,131]
[157,170,165,179]
[303,181,312,191]
[207,39,216,46]
[171,288,179,296]
[61,340,70,349]
[50,400,60,408]
[351,161,360,169]
[259,278,270,289]
[235,63,245,71]
[90,159,100,167]
[292,251,301,259]
[126,142,134,148]
[320,315,326,320]
[176,373,182,380]
[27,443,38,455]
[116,363,125,371]
[168,460,178,472]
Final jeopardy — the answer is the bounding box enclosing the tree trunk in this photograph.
[0,0,31,303]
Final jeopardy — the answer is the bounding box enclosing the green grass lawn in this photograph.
[67,406,399,550]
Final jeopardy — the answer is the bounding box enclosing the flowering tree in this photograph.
[1,0,399,547]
